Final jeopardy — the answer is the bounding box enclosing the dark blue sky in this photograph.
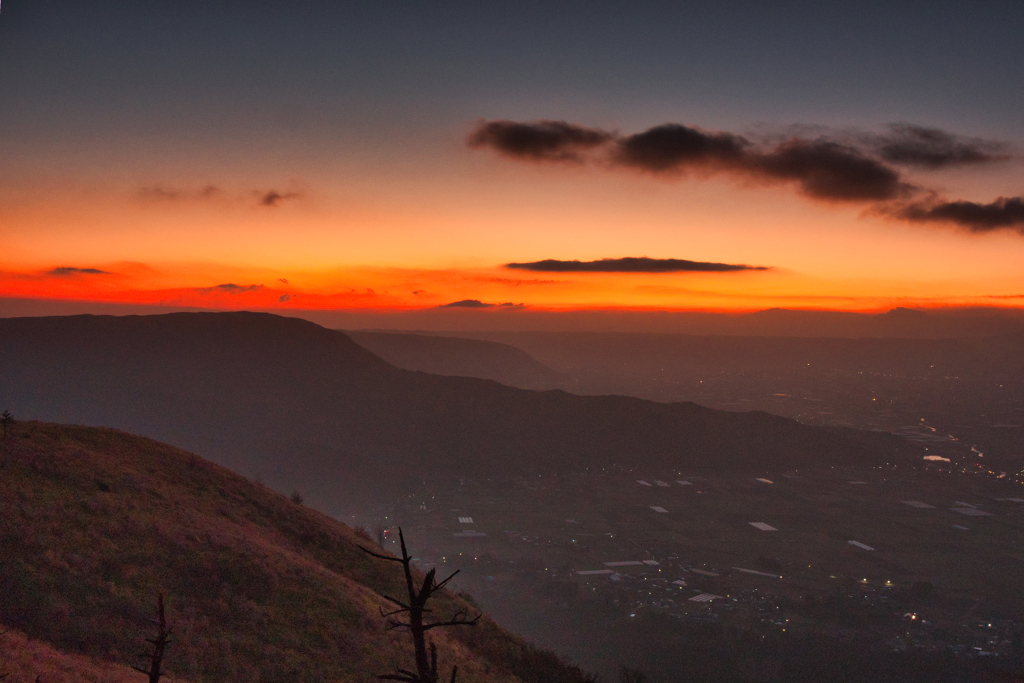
[2,0,1023,169]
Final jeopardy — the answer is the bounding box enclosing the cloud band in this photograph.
[505,257,768,273]
[469,119,1020,234]
[890,196,1024,232]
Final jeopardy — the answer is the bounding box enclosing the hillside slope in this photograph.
[0,626,150,683]
[0,313,914,512]
[346,330,560,389]
[0,421,594,683]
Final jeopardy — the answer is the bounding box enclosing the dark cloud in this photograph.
[873,124,1011,169]
[505,257,768,273]
[615,124,748,172]
[278,293,293,302]
[439,299,525,309]
[471,119,913,202]
[749,139,913,202]
[138,185,305,206]
[467,120,613,162]
[196,283,265,294]
[46,267,111,276]
[890,196,1024,232]
[440,299,493,308]
[617,127,909,201]
[471,118,1021,233]
[258,190,303,207]
[138,185,220,201]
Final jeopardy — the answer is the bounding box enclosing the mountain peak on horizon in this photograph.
[881,307,929,318]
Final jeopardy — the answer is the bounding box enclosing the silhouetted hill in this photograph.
[347,330,560,389]
[419,330,1024,469]
[0,421,595,683]
[0,313,913,512]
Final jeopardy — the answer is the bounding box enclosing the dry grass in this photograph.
[0,421,592,683]
[0,625,159,683]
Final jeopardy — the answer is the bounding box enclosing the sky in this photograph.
[2,1,1024,327]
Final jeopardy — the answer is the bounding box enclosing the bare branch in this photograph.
[432,570,460,591]
[421,614,481,631]
[418,569,437,601]
[358,545,405,564]
[382,595,412,609]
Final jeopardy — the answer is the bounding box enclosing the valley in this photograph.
[362,466,1024,680]
[2,312,1023,682]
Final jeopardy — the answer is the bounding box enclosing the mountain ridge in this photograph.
[0,312,915,513]
[346,330,560,389]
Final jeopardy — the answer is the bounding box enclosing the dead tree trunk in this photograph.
[133,593,172,683]
[360,528,479,683]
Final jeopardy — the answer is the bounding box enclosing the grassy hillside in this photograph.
[0,421,594,683]
[0,625,149,683]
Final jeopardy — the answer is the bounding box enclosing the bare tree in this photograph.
[133,593,172,683]
[1,410,12,440]
[359,528,480,683]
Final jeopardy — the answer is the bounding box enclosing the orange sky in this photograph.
[3,155,1024,316]
[3,4,1024,323]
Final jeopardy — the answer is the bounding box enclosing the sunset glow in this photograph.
[2,3,1023,327]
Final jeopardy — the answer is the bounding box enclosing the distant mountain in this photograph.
[278,305,1024,338]
[418,329,1024,468]
[347,330,561,390]
[736,306,969,338]
[431,329,1024,379]
[0,313,913,513]
[0,421,594,683]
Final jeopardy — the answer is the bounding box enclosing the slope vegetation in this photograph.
[0,421,593,683]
